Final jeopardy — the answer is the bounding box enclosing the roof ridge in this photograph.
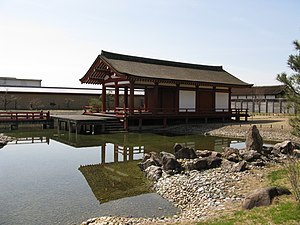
[252,85,284,88]
[101,50,224,72]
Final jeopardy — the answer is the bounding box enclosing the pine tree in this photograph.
[277,40,300,136]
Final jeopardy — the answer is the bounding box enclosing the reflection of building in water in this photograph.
[79,161,151,203]
[9,136,50,145]
[100,143,144,164]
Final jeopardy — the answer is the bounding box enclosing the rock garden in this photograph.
[83,125,299,225]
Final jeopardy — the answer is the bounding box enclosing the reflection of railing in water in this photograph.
[10,136,50,145]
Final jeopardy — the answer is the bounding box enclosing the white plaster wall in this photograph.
[266,95,276,99]
[179,90,196,112]
[215,92,229,112]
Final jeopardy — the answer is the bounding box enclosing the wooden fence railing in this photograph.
[0,111,50,122]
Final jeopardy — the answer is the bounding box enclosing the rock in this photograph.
[223,147,240,162]
[207,156,222,169]
[188,156,222,171]
[221,160,235,172]
[245,125,263,152]
[239,149,261,162]
[210,151,223,158]
[294,149,300,158]
[175,147,197,159]
[160,152,182,173]
[222,160,247,172]
[261,146,273,156]
[223,147,239,158]
[227,153,240,163]
[242,186,291,210]
[196,150,212,157]
[250,159,265,167]
[138,152,161,171]
[144,165,163,181]
[196,150,222,158]
[273,140,294,154]
[187,158,208,171]
[173,143,185,152]
[138,158,158,171]
[231,160,247,172]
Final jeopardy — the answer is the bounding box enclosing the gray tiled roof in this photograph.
[101,51,251,87]
[232,85,285,96]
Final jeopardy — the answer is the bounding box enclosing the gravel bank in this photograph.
[82,166,270,225]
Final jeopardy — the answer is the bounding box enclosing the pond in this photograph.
[0,130,245,225]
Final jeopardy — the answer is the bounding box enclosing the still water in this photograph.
[0,130,244,225]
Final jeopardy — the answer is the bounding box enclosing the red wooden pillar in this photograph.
[153,82,159,114]
[195,85,199,113]
[114,82,119,111]
[102,83,106,112]
[129,80,135,114]
[124,87,128,110]
[228,88,232,112]
[213,86,216,111]
[144,86,148,111]
[175,84,180,114]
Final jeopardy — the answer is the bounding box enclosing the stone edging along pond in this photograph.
[82,125,298,225]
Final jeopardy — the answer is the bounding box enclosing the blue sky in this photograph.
[0,0,299,87]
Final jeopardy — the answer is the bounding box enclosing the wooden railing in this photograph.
[0,111,50,122]
[84,106,249,118]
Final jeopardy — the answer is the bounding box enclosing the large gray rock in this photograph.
[173,143,185,152]
[222,160,247,172]
[196,150,212,157]
[294,149,300,158]
[174,147,197,159]
[239,149,261,162]
[223,147,240,162]
[273,140,294,154]
[242,186,291,210]
[138,152,161,171]
[144,165,163,181]
[223,147,239,158]
[245,125,263,152]
[231,160,248,172]
[138,158,158,171]
[186,156,222,171]
[160,152,182,173]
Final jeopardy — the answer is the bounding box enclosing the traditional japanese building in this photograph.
[231,85,294,114]
[80,51,252,127]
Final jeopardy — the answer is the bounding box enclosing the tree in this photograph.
[277,40,300,205]
[0,88,18,110]
[277,40,300,136]
[88,97,102,112]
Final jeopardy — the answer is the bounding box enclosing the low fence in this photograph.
[231,98,295,114]
[0,111,50,122]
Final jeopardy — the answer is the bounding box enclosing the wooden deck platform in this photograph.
[52,114,124,135]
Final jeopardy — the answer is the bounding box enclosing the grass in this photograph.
[197,200,300,225]
[267,168,288,186]
[197,166,300,225]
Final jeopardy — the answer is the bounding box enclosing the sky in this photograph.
[0,0,299,88]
